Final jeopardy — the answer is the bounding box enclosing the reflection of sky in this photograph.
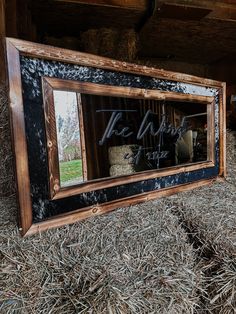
[53,90,77,118]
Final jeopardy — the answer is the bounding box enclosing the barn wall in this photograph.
[44,29,208,77]
[0,0,16,196]
[0,0,39,197]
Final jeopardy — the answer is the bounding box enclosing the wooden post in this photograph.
[0,0,6,85]
[16,0,36,41]
[5,0,18,38]
[0,0,17,197]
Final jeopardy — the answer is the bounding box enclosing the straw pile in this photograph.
[0,85,15,197]
[225,131,236,186]
[167,131,236,313]
[1,117,236,313]
[108,145,134,166]
[109,145,135,176]
[0,197,201,313]
[81,28,138,61]
[169,182,236,313]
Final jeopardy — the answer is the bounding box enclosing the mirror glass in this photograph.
[53,91,84,187]
[53,92,210,188]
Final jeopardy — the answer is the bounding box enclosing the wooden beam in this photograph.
[156,0,236,10]
[0,0,6,84]
[156,0,236,21]
[53,0,148,11]
[207,6,236,21]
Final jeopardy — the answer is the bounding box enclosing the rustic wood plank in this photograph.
[207,101,215,163]
[77,94,88,181]
[54,161,215,199]
[47,77,215,104]
[42,78,90,198]
[156,0,236,21]
[42,78,61,199]
[53,0,148,11]
[6,38,224,88]
[156,0,236,11]
[6,40,32,235]
[219,82,227,177]
[24,178,218,236]
[207,7,236,21]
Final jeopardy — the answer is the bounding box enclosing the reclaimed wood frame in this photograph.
[6,37,226,236]
[43,77,216,200]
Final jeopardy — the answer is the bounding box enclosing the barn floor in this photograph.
[0,132,236,314]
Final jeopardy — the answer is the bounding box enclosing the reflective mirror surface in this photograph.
[54,91,210,188]
[54,91,84,187]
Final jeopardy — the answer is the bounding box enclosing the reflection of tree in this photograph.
[55,94,81,162]
[57,115,63,133]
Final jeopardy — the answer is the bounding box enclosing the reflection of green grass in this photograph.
[59,159,83,184]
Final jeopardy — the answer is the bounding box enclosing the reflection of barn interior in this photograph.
[81,94,208,179]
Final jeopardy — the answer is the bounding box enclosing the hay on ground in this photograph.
[0,197,201,314]
[166,130,236,313]
[225,131,236,186]
[0,85,15,197]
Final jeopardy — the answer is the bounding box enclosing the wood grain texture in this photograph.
[42,78,89,199]
[77,94,88,181]
[208,7,236,21]
[24,178,218,236]
[207,102,215,163]
[47,77,215,103]
[6,40,32,235]
[42,78,61,199]
[156,0,236,10]
[6,38,224,88]
[156,0,236,22]
[219,82,227,177]
[54,161,215,199]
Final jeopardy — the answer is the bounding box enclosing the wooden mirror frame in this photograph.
[6,38,226,236]
[43,77,216,200]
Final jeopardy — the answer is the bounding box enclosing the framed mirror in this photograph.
[6,38,226,236]
[43,78,215,200]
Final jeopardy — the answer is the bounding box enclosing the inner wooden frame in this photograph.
[43,77,215,200]
[6,38,226,236]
